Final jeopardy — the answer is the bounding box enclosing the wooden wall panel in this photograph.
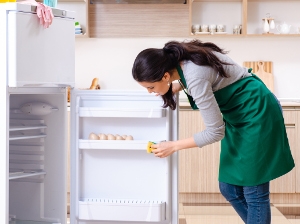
[88,4,189,37]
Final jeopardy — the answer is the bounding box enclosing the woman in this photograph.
[132,39,295,224]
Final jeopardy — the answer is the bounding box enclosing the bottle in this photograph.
[43,0,57,8]
[270,20,275,30]
[264,19,270,33]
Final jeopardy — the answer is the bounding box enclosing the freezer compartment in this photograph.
[8,88,68,224]
[78,199,165,222]
[4,4,75,87]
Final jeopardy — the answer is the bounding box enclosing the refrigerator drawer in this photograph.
[78,199,166,222]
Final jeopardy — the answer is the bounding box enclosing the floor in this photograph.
[66,204,300,224]
[178,203,300,224]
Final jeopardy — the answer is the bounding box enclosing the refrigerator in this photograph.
[0,3,75,224]
[1,3,178,224]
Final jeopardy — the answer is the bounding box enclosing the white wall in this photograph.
[75,37,300,99]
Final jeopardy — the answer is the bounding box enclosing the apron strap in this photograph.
[176,65,199,110]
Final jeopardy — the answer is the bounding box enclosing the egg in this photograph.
[122,135,127,139]
[115,134,124,140]
[99,133,107,140]
[125,135,133,140]
[107,134,116,140]
[89,132,100,140]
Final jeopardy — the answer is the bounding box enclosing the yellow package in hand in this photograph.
[146,141,155,153]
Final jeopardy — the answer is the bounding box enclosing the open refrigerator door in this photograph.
[70,90,178,224]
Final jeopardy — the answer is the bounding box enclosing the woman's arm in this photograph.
[151,137,197,158]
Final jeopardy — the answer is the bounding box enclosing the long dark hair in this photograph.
[132,39,231,110]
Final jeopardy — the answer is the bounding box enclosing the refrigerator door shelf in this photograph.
[78,199,165,222]
[79,107,166,118]
[79,139,164,150]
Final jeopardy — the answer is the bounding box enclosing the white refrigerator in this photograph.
[0,3,75,224]
[1,3,178,224]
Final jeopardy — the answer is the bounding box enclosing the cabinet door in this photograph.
[270,110,297,193]
[296,111,300,193]
[179,110,220,193]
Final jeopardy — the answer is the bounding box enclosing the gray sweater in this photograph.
[181,52,250,148]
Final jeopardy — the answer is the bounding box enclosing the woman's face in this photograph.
[138,73,170,96]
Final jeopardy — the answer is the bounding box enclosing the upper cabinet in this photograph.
[59,0,300,38]
[189,0,300,37]
[58,0,89,37]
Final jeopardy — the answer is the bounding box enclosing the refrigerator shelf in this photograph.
[79,140,161,150]
[9,125,47,132]
[9,134,47,141]
[78,198,166,222]
[79,107,166,118]
[9,170,46,180]
[9,220,55,224]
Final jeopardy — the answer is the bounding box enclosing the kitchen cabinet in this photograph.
[72,0,300,37]
[190,0,300,37]
[178,109,220,193]
[179,102,300,195]
[58,0,89,37]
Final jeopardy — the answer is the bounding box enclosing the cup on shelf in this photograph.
[233,24,241,34]
[209,24,217,33]
[200,24,209,32]
[217,24,225,32]
[192,24,200,33]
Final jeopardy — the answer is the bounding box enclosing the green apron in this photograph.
[177,66,295,186]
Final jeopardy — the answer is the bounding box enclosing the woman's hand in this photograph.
[151,141,177,158]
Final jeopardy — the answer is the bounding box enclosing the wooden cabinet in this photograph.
[79,0,300,37]
[179,103,300,194]
[270,109,299,193]
[179,109,220,193]
[190,0,300,36]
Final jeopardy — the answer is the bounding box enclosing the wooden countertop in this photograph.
[179,99,300,110]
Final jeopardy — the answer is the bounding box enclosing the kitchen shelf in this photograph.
[9,170,46,180]
[79,107,166,118]
[79,139,161,150]
[190,0,300,36]
[9,134,47,141]
[78,198,166,222]
[9,125,47,132]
